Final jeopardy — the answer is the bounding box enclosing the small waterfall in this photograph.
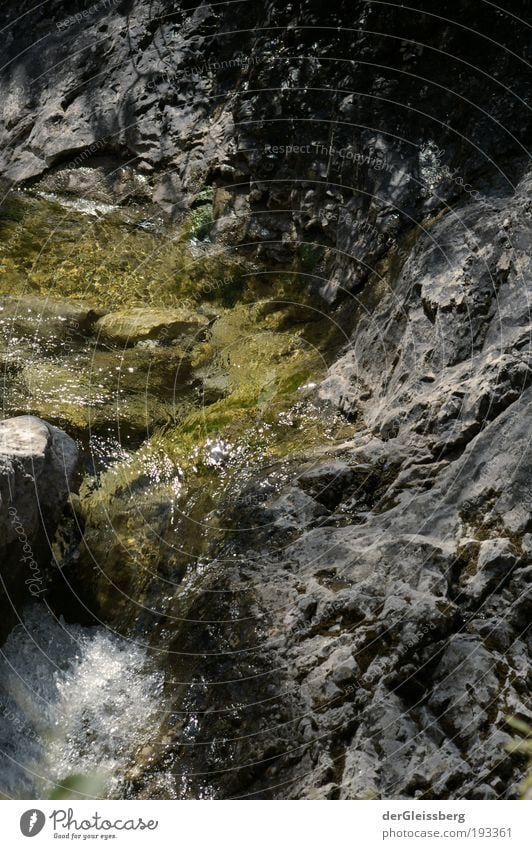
[0,605,164,799]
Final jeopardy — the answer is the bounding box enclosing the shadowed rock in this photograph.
[0,416,78,642]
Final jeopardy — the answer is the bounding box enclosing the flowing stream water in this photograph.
[0,605,165,799]
[0,191,346,799]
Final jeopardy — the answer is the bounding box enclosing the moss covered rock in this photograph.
[95,307,209,348]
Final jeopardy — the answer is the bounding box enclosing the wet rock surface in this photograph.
[0,295,104,343]
[0,294,200,442]
[95,307,209,347]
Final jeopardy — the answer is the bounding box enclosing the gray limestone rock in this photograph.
[0,416,78,641]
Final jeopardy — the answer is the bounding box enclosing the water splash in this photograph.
[0,606,164,799]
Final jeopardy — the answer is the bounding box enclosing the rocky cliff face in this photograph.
[1,1,530,271]
[0,0,530,799]
[180,172,531,800]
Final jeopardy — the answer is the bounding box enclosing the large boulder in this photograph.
[0,416,78,643]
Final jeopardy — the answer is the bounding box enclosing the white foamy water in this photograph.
[0,606,164,799]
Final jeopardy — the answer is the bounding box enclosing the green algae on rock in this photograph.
[0,294,104,341]
[0,191,247,310]
[67,294,353,632]
[95,307,209,348]
[4,345,197,442]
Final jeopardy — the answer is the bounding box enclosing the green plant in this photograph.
[183,187,215,241]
